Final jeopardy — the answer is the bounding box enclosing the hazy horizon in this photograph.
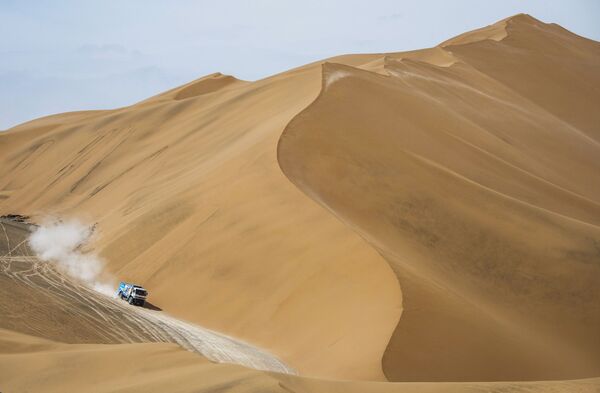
[1,0,599,129]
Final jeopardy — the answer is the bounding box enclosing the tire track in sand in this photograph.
[0,255,294,374]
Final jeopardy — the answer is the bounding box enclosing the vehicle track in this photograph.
[0,221,294,374]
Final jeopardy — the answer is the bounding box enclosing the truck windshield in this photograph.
[134,290,147,297]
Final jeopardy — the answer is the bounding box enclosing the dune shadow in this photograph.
[143,301,162,311]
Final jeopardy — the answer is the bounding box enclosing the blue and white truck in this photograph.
[117,282,148,306]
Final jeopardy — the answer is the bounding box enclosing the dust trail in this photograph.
[2,219,295,373]
[28,219,114,296]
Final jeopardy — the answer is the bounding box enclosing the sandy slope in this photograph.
[1,12,599,389]
[3,329,600,393]
[0,329,288,393]
[0,255,293,373]
[0,219,292,373]
[4,221,596,392]
[279,14,600,381]
[0,54,400,380]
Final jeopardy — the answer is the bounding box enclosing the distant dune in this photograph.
[1,13,599,392]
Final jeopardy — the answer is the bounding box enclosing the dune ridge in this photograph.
[0,48,400,380]
[279,14,600,381]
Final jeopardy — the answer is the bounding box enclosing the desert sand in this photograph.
[1,13,599,392]
[3,329,600,393]
[280,14,600,382]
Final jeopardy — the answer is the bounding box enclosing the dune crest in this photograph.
[279,14,600,382]
[0,49,400,380]
[173,72,244,100]
[388,47,458,68]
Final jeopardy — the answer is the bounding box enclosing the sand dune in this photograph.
[1,12,599,391]
[4,219,597,392]
[0,328,288,393]
[0,48,399,381]
[3,329,600,393]
[279,14,600,381]
[0,220,293,373]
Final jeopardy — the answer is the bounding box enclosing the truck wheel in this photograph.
[139,300,145,307]
[128,297,134,305]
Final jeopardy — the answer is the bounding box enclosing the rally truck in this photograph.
[117,282,148,306]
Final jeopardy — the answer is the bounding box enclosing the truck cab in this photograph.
[117,282,148,306]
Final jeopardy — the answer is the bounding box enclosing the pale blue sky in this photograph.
[1,0,599,129]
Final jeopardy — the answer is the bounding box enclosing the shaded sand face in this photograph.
[0,12,599,391]
[279,14,600,382]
